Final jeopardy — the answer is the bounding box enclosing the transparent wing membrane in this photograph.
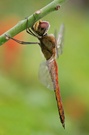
[38,61,54,90]
[56,24,65,58]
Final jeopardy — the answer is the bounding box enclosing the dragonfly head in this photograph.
[32,20,50,36]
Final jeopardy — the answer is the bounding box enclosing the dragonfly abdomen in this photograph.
[47,59,65,128]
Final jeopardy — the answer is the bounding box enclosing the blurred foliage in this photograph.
[0,0,89,135]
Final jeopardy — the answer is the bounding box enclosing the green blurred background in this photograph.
[0,0,89,135]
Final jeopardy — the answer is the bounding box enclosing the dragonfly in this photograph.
[5,19,65,128]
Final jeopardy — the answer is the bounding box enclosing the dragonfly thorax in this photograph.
[39,34,56,60]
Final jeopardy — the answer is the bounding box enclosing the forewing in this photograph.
[56,24,65,58]
[38,61,54,90]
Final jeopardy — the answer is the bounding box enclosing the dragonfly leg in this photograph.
[26,18,39,38]
[5,34,39,45]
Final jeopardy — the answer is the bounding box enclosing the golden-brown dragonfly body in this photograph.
[32,20,65,128]
[6,20,65,128]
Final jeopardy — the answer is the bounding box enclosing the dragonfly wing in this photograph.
[38,61,54,90]
[56,24,65,58]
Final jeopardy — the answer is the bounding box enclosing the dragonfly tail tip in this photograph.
[62,123,65,129]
